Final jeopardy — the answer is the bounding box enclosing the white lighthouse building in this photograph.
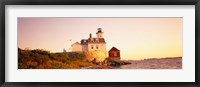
[71,28,106,52]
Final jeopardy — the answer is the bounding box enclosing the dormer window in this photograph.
[91,38,94,42]
[95,38,99,42]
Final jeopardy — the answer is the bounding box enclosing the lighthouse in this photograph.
[71,28,106,52]
[96,28,103,38]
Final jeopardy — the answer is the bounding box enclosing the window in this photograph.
[91,38,94,42]
[91,45,93,49]
[96,38,99,42]
[114,52,117,56]
[96,45,98,49]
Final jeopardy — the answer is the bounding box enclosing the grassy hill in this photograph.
[18,48,94,69]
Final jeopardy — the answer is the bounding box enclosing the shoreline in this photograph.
[120,57,182,69]
[82,57,182,69]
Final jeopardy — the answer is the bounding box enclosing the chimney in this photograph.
[89,33,92,38]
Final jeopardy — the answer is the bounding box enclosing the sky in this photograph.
[18,18,182,60]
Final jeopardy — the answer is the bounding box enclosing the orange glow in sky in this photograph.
[18,18,182,60]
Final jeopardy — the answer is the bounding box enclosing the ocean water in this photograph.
[119,58,182,69]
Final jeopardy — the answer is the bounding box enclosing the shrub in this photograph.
[67,52,86,60]
[18,48,96,69]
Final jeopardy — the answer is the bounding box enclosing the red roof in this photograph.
[109,47,120,52]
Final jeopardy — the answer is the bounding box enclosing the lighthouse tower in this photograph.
[71,28,106,52]
[96,28,103,38]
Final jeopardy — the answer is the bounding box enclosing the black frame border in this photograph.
[0,0,200,87]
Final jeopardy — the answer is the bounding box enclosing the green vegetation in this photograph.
[18,48,94,69]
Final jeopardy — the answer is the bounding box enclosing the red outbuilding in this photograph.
[109,47,120,60]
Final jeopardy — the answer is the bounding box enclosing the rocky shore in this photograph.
[81,57,182,69]
[81,59,132,69]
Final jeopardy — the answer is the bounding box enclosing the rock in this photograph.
[105,59,131,67]
[81,65,113,69]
